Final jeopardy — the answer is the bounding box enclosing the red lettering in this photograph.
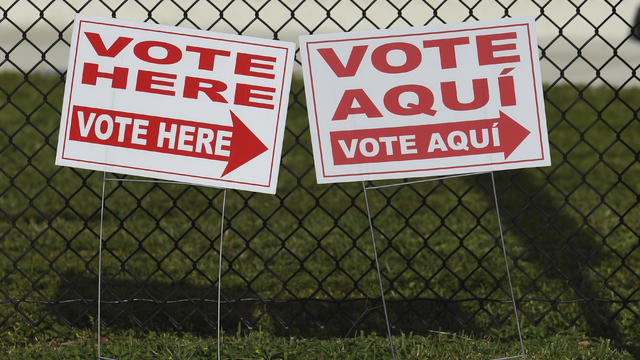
[317,45,368,78]
[133,41,182,65]
[234,83,275,109]
[441,78,489,111]
[84,32,133,58]
[235,53,276,79]
[136,70,176,96]
[185,46,231,71]
[183,76,228,103]
[81,62,128,89]
[383,84,436,116]
[422,37,469,69]
[69,106,233,161]
[371,42,421,74]
[499,68,516,106]
[477,32,520,65]
[332,89,382,120]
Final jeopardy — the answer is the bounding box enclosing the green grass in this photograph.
[1,72,639,358]
[1,327,634,359]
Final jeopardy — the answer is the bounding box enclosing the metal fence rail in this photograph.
[1,0,639,345]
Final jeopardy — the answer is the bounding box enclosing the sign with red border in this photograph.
[300,17,550,183]
[56,15,295,194]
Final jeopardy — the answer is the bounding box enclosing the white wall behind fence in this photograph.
[2,0,640,85]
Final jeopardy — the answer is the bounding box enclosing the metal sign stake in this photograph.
[490,172,526,359]
[217,189,227,360]
[97,171,114,360]
[95,174,227,360]
[362,181,398,360]
[362,172,526,360]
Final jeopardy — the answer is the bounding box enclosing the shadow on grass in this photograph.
[46,169,637,357]
[51,274,484,339]
[489,171,640,358]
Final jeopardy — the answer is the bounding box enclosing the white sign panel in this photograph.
[300,17,550,184]
[56,15,295,194]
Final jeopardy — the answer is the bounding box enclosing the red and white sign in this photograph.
[300,17,550,183]
[56,15,295,194]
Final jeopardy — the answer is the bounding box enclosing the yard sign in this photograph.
[300,17,550,183]
[56,14,295,194]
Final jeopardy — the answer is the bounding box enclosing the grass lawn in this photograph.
[1,72,639,358]
[2,327,635,359]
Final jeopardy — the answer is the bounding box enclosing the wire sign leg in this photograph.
[97,172,116,360]
[95,177,228,360]
[217,189,227,360]
[490,172,526,360]
[361,173,526,360]
[362,181,397,360]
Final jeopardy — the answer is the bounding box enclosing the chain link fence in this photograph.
[1,0,639,346]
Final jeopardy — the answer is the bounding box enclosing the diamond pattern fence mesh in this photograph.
[1,0,639,346]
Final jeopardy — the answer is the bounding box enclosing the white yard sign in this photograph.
[56,15,295,194]
[300,17,550,184]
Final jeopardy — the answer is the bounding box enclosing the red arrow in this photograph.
[68,106,268,176]
[330,111,530,165]
[492,111,531,159]
[221,110,268,177]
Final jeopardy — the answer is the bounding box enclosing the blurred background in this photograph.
[2,0,640,84]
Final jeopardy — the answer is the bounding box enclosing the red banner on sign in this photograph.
[330,112,530,165]
[69,105,268,176]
